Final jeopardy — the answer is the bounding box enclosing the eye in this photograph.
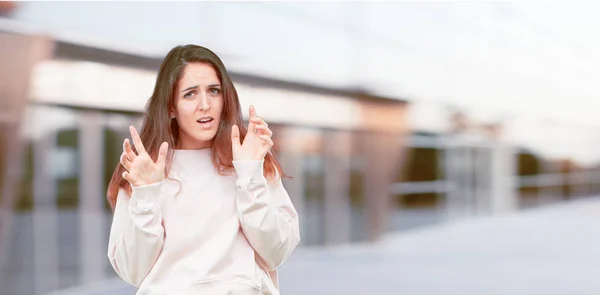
[183,91,196,99]
[209,88,221,95]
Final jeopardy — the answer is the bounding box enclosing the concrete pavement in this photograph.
[50,197,600,295]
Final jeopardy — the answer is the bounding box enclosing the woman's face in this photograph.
[172,62,224,150]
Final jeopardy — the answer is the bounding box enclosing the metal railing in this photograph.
[392,134,600,217]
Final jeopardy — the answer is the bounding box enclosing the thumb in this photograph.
[231,125,241,148]
[156,142,168,167]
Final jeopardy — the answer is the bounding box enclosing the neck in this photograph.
[177,139,212,150]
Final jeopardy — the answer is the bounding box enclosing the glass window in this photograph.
[7,104,83,293]
[349,131,366,242]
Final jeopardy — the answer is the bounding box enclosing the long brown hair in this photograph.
[107,44,284,210]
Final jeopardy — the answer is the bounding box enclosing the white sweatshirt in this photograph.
[107,148,301,295]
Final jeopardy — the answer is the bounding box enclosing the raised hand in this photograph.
[231,105,274,161]
[120,125,169,187]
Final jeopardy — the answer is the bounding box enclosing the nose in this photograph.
[198,92,211,111]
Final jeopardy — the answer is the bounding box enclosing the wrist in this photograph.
[132,180,162,188]
[131,176,164,188]
[232,160,265,181]
[131,181,164,210]
[233,153,266,162]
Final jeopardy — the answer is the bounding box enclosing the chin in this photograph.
[193,131,218,143]
[179,126,218,148]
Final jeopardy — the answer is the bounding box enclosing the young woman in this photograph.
[106,44,300,295]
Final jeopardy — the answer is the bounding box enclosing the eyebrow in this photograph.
[180,84,221,93]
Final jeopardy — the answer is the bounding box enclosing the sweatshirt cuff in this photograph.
[131,181,164,211]
[233,160,266,188]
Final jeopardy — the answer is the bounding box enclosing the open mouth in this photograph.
[196,117,214,125]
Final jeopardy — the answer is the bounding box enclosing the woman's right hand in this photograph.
[120,125,169,187]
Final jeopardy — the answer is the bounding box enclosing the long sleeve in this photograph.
[233,160,301,271]
[107,181,165,287]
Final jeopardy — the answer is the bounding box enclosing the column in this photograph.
[78,110,106,283]
[490,143,518,214]
[443,135,460,220]
[276,128,307,247]
[475,141,492,216]
[362,132,403,242]
[489,142,514,214]
[0,33,53,275]
[33,132,59,294]
[323,130,351,246]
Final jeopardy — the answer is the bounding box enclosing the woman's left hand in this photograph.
[231,105,274,161]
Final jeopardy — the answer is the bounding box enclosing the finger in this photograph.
[120,152,131,171]
[156,142,169,167]
[123,171,140,186]
[255,125,273,136]
[231,124,241,148]
[259,134,274,148]
[250,116,268,128]
[129,125,146,154]
[250,116,268,136]
[123,139,136,159]
[247,105,258,135]
[122,171,133,184]
[250,117,269,132]
[247,118,257,135]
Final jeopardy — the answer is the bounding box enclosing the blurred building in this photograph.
[0,18,411,295]
[2,2,600,295]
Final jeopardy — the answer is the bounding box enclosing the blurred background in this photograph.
[2,1,600,294]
